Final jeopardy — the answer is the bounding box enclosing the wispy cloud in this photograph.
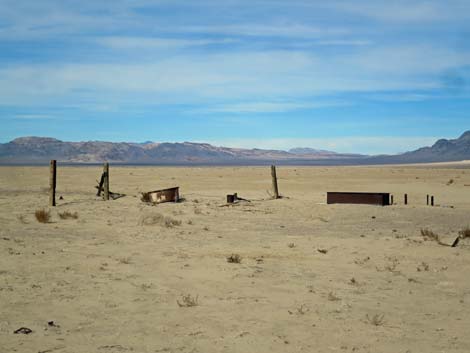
[1,0,469,149]
[97,36,238,49]
[196,101,346,114]
[13,114,56,120]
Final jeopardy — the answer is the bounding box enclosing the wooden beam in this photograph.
[96,173,105,196]
[271,165,279,199]
[49,160,56,207]
[103,163,109,201]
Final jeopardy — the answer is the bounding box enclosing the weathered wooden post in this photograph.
[404,193,408,205]
[390,195,394,205]
[49,160,57,206]
[431,195,434,207]
[103,162,109,201]
[427,194,429,206]
[271,165,279,199]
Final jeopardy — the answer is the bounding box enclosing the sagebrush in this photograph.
[35,209,51,223]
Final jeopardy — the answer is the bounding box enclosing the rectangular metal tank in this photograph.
[327,192,390,206]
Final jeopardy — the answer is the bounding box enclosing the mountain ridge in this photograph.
[0,136,364,164]
[1,131,470,165]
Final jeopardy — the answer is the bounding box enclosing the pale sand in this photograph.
[1,165,470,353]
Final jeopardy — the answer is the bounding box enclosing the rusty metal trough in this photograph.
[142,187,180,204]
[327,192,390,206]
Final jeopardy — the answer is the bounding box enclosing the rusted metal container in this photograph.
[226,193,238,204]
[327,192,390,206]
[143,187,179,204]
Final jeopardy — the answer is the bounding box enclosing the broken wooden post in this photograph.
[404,193,408,205]
[103,162,109,201]
[431,196,434,207]
[49,160,56,206]
[96,173,105,197]
[271,165,279,199]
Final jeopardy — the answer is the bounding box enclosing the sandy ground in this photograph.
[1,165,470,353]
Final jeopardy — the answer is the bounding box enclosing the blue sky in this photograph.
[1,0,469,154]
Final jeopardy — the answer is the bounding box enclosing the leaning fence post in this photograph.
[271,165,279,199]
[49,160,56,206]
[103,162,109,201]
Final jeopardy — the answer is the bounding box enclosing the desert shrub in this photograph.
[227,254,242,263]
[417,262,430,272]
[17,214,28,224]
[139,213,181,227]
[140,192,152,203]
[459,227,470,239]
[164,217,182,228]
[366,313,385,326]
[35,209,51,223]
[177,294,199,307]
[420,228,440,242]
[117,257,132,264]
[327,291,341,301]
[58,211,78,220]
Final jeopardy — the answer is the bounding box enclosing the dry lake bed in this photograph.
[1,165,470,353]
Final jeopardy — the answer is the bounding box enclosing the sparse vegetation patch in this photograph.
[59,211,78,220]
[177,294,199,307]
[421,228,440,242]
[227,254,242,263]
[139,213,181,227]
[366,313,385,326]
[459,227,470,239]
[35,209,51,223]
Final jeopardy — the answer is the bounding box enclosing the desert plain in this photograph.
[1,164,470,353]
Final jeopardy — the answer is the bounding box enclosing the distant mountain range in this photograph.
[0,131,469,165]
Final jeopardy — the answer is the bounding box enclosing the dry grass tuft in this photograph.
[35,209,51,223]
[458,227,470,239]
[17,214,28,224]
[177,294,199,307]
[421,228,440,242]
[289,304,309,315]
[139,213,181,227]
[140,192,152,203]
[227,254,242,263]
[117,257,132,264]
[417,262,430,272]
[366,313,385,326]
[384,257,400,273]
[447,179,454,185]
[58,211,78,220]
[327,291,341,301]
